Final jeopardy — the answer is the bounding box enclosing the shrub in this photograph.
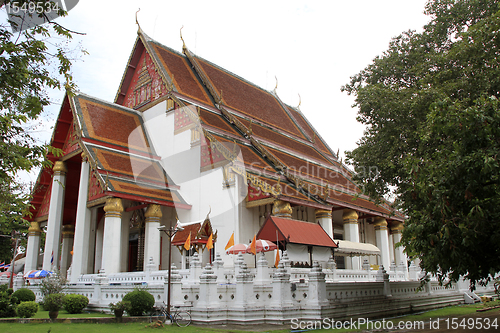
[44,293,64,312]
[63,294,89,314]
[122,288,154,316]
[11,288,36,304]
[17,301,39,318]
[0,290,16,318]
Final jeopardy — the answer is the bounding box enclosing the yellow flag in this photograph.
[206,233,213,250]
[275,249,280,268]
[250,234,256,255]
[184,232,191,251]
[225,232,234,250]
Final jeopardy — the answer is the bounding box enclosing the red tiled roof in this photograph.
[151,43,211,104]
[236,115,332,164]
[197,58,306,139]
[257,216,337,248]
[76,95,150,153]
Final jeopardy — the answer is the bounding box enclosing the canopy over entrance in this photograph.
[335,240,380,256]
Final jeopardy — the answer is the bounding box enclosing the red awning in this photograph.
[256,216,338,248]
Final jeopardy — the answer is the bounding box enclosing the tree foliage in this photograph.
[0,0,80,262]
[342,0,500,288]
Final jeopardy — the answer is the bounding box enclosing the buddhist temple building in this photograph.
[23,27,407,283]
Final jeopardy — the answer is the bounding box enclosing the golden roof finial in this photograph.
[135,8,141,31]
[297,93,301,110]
[205,206,211,220]
[180,26,186,50]
[273,76,278,94]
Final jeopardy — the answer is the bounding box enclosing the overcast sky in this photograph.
[4,0,432,183]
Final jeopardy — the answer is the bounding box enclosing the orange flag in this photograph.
[184,232,191,251]
[206,233,213,250]
[275,249,280,268]
[225,232,234,250]
[250,234,256,255]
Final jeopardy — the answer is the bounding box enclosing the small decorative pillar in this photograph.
[197,264,219,309]
[270,262,293,308]
[315,209,333,238]
[71,152,91,283]
[144,204,162,271]
[235,262,254,308]
[234,252,245,277]
[307,261,328,307]
[24,221,42,273]
[187,252,202,285]
[254,252,270,285]
[60,224,75,278]
[376,265,392,297]
[342,209,360,270]
[93,269,108,306]
[362,258,371,271]
[213,252,225,283]
[409,261,419,281]
[374,217,391,270]
[281,250,291,276]
[167,264,183,307]
[101,197,124,274]
[43,161,67,271]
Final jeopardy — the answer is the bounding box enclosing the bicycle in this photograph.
[149,301,191,327]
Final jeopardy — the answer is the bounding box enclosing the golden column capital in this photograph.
[53,161,67,175]
[272,200,292,218]
[145,204,162,221]
[104,197,124,218]
[315,209,332,219]
[28,221,43,235]
[373,217,388,230]
[342,209,358,223]
[390,221,404,233]
[62,224,75,238]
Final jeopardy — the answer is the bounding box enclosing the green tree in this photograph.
[342,0,500,289]
[0,0,81,262]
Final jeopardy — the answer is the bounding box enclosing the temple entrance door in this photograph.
[128,205,146,272]
[128,237,138,272]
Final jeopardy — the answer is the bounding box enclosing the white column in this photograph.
[143,204,162,271]
[315,209,333,238]
[391,222,408,278]
[101,197,124,274]
[24,222,42,273]
[60,225,74,278]
[374,217,391,270]
[71,154,91,282]
[43,161,67,271]
[342,209,360,270]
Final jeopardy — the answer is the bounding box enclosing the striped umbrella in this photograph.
[246,239,277,254]
[27,269,53,278]
[225,243,249,255]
